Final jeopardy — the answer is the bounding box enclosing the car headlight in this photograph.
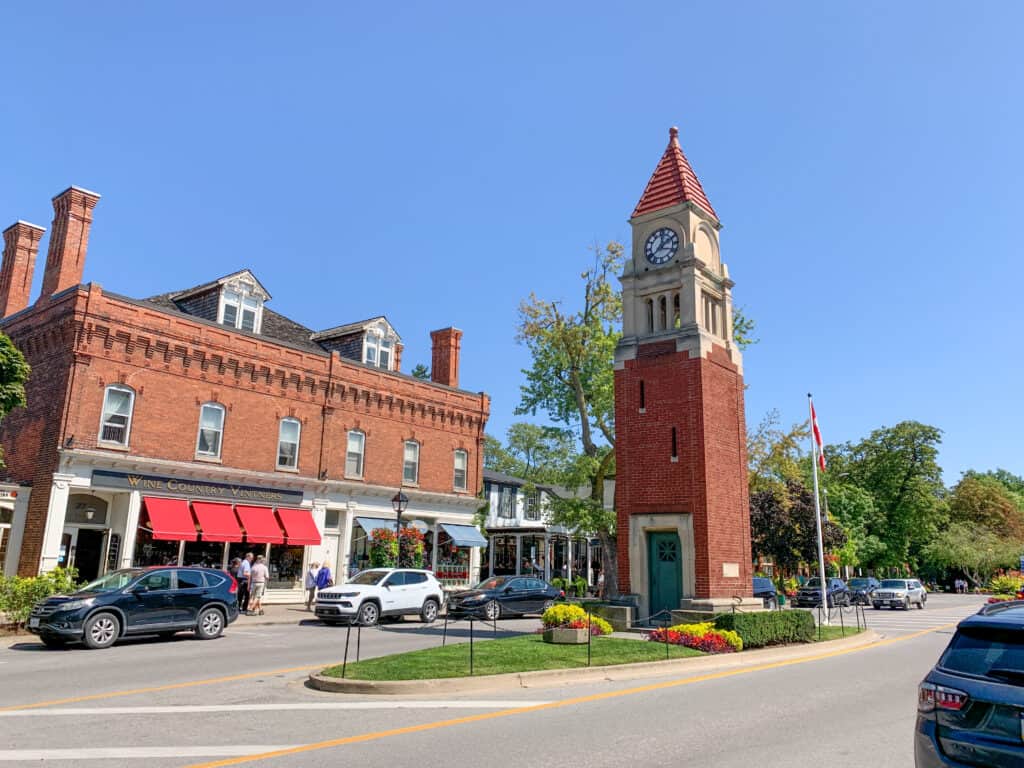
[57,599,94,612]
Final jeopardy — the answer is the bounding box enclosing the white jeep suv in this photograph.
[314,568,444,626]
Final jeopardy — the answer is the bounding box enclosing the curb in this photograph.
[307,629,881,695]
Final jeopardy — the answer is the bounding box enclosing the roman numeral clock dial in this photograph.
[644,227,679,265]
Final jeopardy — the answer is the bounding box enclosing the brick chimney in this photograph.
[0,221,45,317]
[39,186,101,300]
[430,327,463,388]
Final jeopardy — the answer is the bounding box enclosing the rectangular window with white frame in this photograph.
[98,385,135,446]
[219,287,263,334]
[453,449,468,491]
[403,441,420,484]
[363,332,394,371]
[277,418,300,469]
[196,403,225,458]
[346,430,365,478]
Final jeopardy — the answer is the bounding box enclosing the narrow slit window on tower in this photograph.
[673,293,681,328]
[658,296,667,330]
[645,298,654,333]
[671,426,678,461]
[639,380,645,412]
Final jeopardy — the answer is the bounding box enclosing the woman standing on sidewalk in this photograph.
[248,555,269,616]
[316,561,333,593]
[304,561,319,610]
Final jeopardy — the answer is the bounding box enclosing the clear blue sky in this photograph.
[2,2,1021,484]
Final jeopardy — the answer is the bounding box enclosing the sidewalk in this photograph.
[234,603,314,626]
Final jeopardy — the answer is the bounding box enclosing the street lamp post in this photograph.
[391,490,409,568]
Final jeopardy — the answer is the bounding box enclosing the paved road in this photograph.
[0,595,987,767]
[816,592,984,635]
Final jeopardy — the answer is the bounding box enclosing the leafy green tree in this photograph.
[0,333,28,465]
[923,522,1020,587]
[515,243,624,594]
[483,423,575,484]
[947,473,1024,540]
[731,305,758,351]
[750,481,847,574]
[827,421,946,570]
[410,364,430,380]
[747,409,810,496]
[821,482,886,568]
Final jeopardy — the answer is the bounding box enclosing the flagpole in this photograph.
[808,393,829,626]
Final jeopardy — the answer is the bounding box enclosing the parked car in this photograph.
[915,600,1024,767]
[847,577,881,606]
[793,577,850,608]
[27,566,239,650]
[752,577,778,609]
[873,578,927,610]
[447,575,563,620]
[314,568,443,626]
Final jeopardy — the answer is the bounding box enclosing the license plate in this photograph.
[28,617,39,628]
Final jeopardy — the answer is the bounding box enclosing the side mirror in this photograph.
[130,585,149,595]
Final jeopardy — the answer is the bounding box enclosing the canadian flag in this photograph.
[810,399,827,472]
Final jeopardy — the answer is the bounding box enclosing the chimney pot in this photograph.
[0,221,46,317]
[39,186,101,301]
[430,327,463,388]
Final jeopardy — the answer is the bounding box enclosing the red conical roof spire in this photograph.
[632,126,718,221]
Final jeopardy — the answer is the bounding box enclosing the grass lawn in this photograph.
[813,625,866,642]
[322,634,704,680]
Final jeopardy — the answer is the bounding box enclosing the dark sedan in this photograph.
[447,575,563,620]
[847,576,881,606]
[28,566,239,649]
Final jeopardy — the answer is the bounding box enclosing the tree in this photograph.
[410,364,430,380]
[483,423,575,484]
[750,480,847,574]
[821,481,886,568]
[947,474,1024,540]
[731,305,758,351]
[516,243,624,594]
[747,409,809,496]
[923,522,1020,587]
[827,421,946,570]
[0,333,28,465]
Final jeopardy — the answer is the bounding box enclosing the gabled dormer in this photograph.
[170,269,271,335]
[311,316,403,372]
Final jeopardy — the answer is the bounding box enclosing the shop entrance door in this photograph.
[68,528,107,582]
[647,531,682,619]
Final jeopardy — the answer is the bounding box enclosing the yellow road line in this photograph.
[0,664,327,712]
[183,622,958,768]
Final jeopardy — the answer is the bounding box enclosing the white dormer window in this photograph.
[363,330,394,370]
[219,282,264,334]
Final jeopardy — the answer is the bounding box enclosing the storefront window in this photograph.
[491,535,517,576]
[348,530,372,578]
[133,528,181,567]
[268,544,304,588]
[435,529,469,586]
[573,537,589,582]
[183,540,227,568]
[552,536,569,580]
[520,535,546,578]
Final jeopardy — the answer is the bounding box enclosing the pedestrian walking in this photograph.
[304,561,320,610]
[248,555,269,616]
[237,552,253,612]
[316,561,333,592]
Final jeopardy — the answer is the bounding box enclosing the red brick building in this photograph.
[614,129,756,618]
[0,186,489,600]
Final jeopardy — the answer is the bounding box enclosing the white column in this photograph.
[39,474,74,573]
[543,533,550,581]
[3,488,31,576]
[339,502,356,583]
[310,498,329,570]
[515,535,522,575]
[567,537,573,582]
[469,546,480,585]
[120,491,142,569]
[587,543,593,586]
[431,527,440,571]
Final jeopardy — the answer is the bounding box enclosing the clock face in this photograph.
[644,228,679,265]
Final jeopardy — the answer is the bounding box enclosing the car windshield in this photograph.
[848,578,870,587]
[474,576,507,590]
[348,570,389,586]
[77,569,143,593]
[880,580,908,589]
[804,578,822,588]
[939,626,1024,681]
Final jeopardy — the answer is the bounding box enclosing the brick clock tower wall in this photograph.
[614,128,754,617]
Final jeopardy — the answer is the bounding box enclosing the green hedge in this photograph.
[0,567,81,626]
[714,610,815,648]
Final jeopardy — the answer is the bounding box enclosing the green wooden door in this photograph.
[648,531,682,619]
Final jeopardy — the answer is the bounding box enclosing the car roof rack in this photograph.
[977,599,1024,616]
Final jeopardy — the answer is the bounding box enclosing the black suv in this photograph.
[794,577,850,608]
[847,576,881,606]
[28,567,240,649]
[916,600,1024,767]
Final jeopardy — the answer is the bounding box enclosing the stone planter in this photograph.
[543,627,590,644]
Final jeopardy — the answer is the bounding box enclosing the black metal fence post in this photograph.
[442,612,449,647]
[356,622,362,662]
[839,604,846,637]
[469,616,475,676]
[341,621,352,679]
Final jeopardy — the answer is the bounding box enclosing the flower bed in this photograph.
[541,604,613,636]
[646,622,743,654]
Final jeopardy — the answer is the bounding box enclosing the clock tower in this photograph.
[614,127,757,619]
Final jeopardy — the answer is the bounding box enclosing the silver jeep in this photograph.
[872,578,927,610]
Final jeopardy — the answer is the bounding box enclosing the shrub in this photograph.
[572,576,588,597]
[990,573,1024,595]
[647,622,742,653]
[714,610,815,648]
[549,577,568,593]
[540,603,612,635]
[0,567,81,627]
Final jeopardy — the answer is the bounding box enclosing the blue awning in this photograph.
[354,517,397,536]
[440,523,488,547]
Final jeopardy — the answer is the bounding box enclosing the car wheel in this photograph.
[917,597,925,610]
[484,600,501,621]
[541,599,555,613]
[903,597,911,611]
[358,602,379,627]
[195,607,225,640]
[872,603,881,609]
[83,612,120,650]
[40,636,66,649]
[419,598,439,624]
